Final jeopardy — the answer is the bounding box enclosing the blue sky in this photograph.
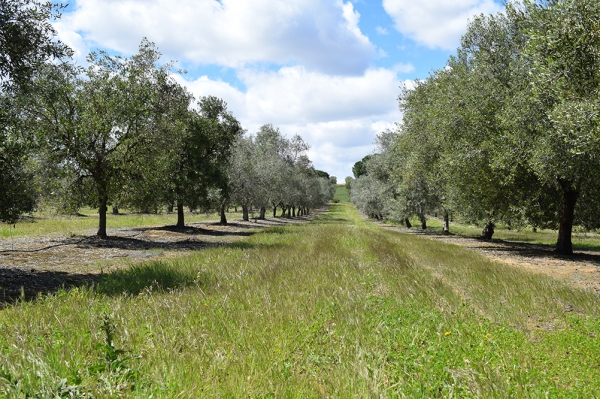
[54,0,503,180]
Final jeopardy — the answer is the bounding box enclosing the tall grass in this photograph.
[334,185,349,202]
[0,204,599,397]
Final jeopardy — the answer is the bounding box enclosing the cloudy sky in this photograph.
[54,0,503,180]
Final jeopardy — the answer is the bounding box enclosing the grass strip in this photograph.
[0,203,599,397]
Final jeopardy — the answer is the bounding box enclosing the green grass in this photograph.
[334,184,349,202]
[401,215,600,252]
[1,203,600,397]
[0,209,242,239]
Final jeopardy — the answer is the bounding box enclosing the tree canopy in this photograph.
[0,0,70,223]
[0,0,70,88]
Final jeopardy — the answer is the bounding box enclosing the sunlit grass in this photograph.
[333,185,349,202]
[1,203,600,397]
[0,208,243,239]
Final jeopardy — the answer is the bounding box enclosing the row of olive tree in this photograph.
[15,40,246,237]
[229,124,336,221]
[351,0,600,255]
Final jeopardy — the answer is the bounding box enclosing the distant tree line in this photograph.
[1,0,335,237]
[349,0,600,255]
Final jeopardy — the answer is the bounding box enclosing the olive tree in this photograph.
[193,96,244,225]
[512,0,600,253]
[32,41,175,237]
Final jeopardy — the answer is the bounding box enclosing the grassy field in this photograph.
[334,185,349,202]
[0,209,242,240]
[400,215,600,252]
[1,203,600,397]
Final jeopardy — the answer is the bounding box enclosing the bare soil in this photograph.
[0,213,321,305]
[382,225,600,295]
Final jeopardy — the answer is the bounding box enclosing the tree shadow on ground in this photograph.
[464,239,600,265]
[384,225,600,266]
[0,267,96,307]
[0,234,224,254]
[75,235,224,251]
[153,224,254,237]
[0,262,203,306]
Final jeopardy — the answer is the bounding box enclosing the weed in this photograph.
[87,313,141,395]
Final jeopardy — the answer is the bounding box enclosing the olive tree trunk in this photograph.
[242,205,249,221]
[419,215,427,230]
[556,189,579,255]
[220,203,228,225]
[481,221,495,240]
[442,211,450,235]
[176,202,185,228]
[97,195,108,238]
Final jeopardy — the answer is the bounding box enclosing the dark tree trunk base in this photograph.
[220,204,228,225]
[404,218,411,229]
[556,189,579,255]
[97,197,108,238]
[481,221,495,240]
[176,202,185,228]
[242,205,249,221]
[442,212,450,235]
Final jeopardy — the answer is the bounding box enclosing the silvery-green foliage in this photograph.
[350,174,389,219]
[228,124,332,217]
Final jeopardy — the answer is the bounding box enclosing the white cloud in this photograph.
[401,79,417,91]
[58,0,376,75]
[308,142,374,180]
[173,75,246,116]
[53,22,89,64]
[377,48,389,58]
[376,26,389,35]
[382,0,502,50]
[392,63,415,74]
[177,66,404,178]
[239,66,402,125]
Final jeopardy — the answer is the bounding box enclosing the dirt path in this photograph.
[381,225,600,295]
[0,212,324,304]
